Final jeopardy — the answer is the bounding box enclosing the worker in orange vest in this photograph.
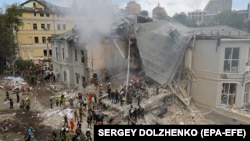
[69,118,75,133]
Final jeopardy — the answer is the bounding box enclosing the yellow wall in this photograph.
[17,0,74,61]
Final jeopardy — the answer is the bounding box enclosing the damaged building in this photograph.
[52,15,250,124]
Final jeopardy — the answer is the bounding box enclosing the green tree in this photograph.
[214,11,245,29]
[0,4,22,73]
[141,10,149,17]
[173,12,197,27]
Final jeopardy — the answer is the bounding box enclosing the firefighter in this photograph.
[69,118,75,133]
[25,97,30,111]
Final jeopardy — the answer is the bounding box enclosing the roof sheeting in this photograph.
[135,20,192,85]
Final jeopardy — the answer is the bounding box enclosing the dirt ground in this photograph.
[0,81,57,141]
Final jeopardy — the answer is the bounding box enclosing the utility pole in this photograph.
[126,36,131,103]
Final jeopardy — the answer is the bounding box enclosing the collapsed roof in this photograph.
[134,17,250,85]
[134,18,191,85]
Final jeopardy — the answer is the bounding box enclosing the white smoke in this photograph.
[63,0,115,44]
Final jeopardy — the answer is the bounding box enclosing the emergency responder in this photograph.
[69,97,74,109]
[107,82,112,99]
[64,115,69,127]
[93,72,98,87]
[16,91,20,103]
[133,107,138,123]
[99,84,103,97]
[86,128,92,141]
[50,97,53,109]
[79,106,84,122]
[60,94,64,107]
[69,118,75,133]
[9,97,14,109]
[25,97,30,111]
[87,114,92,129]
[114,89,119,104]
[5,90,9,101]
[74,109,79,122]
[60,126,66,141]
[75,125,82,137]
[55,96,59,107]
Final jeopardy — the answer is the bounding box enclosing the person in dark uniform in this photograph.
[9,97,14,109]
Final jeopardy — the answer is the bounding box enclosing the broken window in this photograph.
[81,50,84,63]
[221,83,237,106]
[40,13,44,17]
[82,76,86,87]
[76,73,79,84]
[223,48,239,73]
[244,82,250,105]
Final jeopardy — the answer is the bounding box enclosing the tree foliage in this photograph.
[15,58,35,72]
[173,12,197,27]
[214,11,245,29]
[0,4,22,73]
[141,10,149,17]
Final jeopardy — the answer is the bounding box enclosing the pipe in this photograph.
[112,39,125,58]
[221,39,250,42]
[242,71,249,86]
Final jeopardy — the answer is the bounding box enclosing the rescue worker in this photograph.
[64,115,69,127]
[5,90,9,101]
[99,84,103,97]
[50,97,53,109]
[60,126,66,141]
[75,126,82,137]
[93,72,98,87]
[63,98,66,109]
[69,118,75,133]
[16,91,20,103]
[86,128,92,141]
[87,114,92,129]
[69,97,74,109]
[65,128,72,141]
[25,97,30,111]
[55,96,59,107]
[79,106,84,122]
[74,109,79,122]
[9,97,14,109]
[107,82,112,99]
[60,94,64,107]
